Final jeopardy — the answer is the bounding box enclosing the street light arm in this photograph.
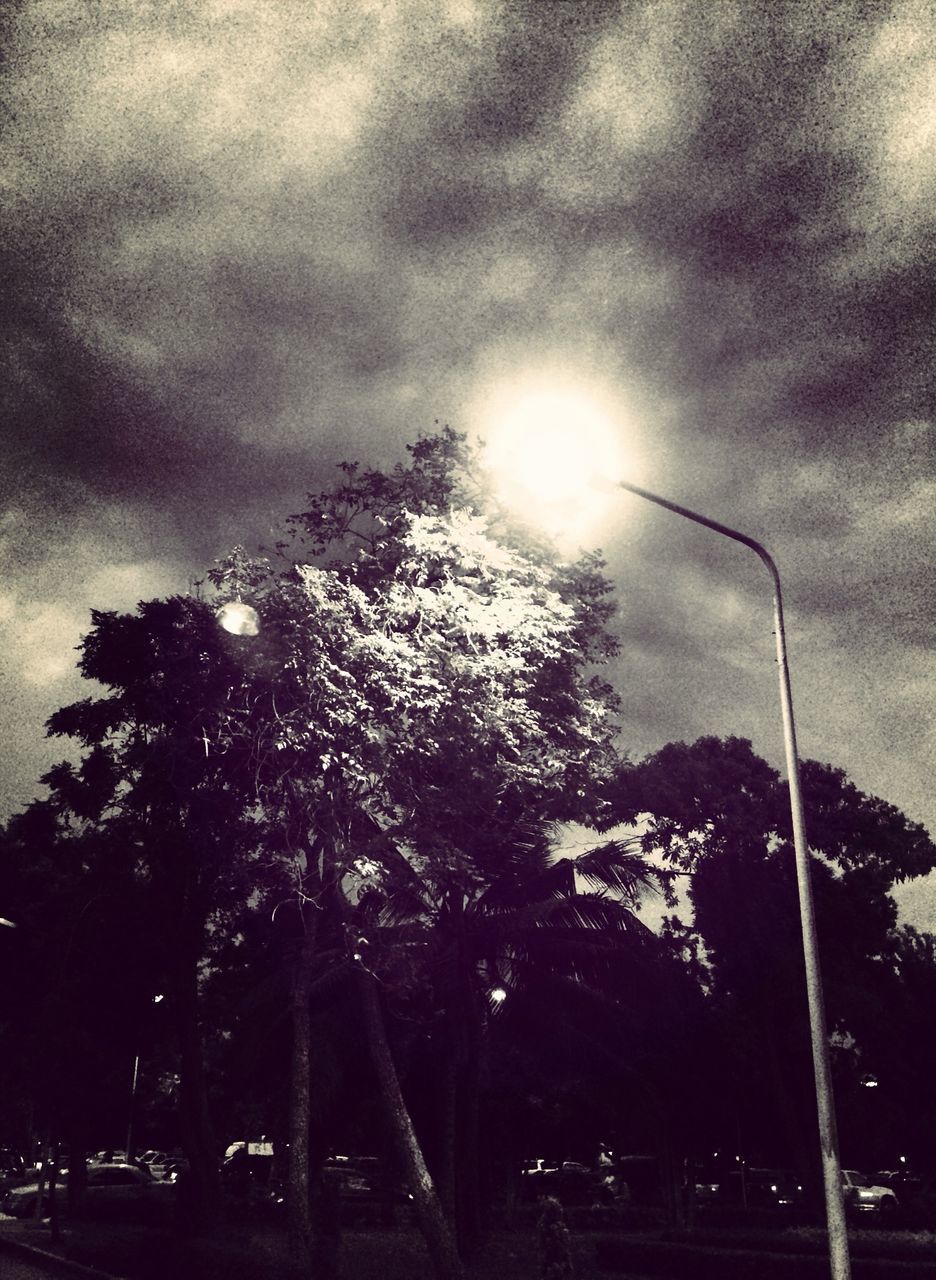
[610,478,779,578]
[609,476,851,1280]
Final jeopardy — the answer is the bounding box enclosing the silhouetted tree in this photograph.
[42,596,261,1227]
[610,735,936,1206]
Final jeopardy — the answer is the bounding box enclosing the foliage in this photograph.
[209,430,624,892]
[0,801,165,1154]
[610,734,936,1171]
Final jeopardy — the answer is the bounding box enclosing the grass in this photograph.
[20,1209,936,1279]
[56,1220,614,1280]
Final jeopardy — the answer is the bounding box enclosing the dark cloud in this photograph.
[0,0,933,926]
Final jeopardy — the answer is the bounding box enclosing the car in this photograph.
[2,1160,175,1222]
[841,1169,899,1214]
[520,1159,601,1206]
[148,1152,189,1181]
[694,1172,721,1205]
[0,1149,27,1189]
[718,1168,804,1209]
[875,1170,922,1199]
[138,1150,169,1169]
[320,1156,413,1222]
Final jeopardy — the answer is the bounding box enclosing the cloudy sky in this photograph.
[2,0,933,922]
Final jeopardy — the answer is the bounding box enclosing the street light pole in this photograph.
[125,1053,141,1164]
[608,477,851,1280]
[125,995,164,1166]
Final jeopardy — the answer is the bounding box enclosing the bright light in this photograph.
[216,601,260,636]
[152,994,165,1004]
[490,986,507,1004]
[485,390,624,507]
[480,382,641,545]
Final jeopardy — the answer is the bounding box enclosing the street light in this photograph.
[126,994,165,1164]
[486,405,851,1280]
[216,601,260,636]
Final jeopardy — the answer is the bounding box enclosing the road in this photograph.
[0,1252,76,1279]
[0,1218,98,1280]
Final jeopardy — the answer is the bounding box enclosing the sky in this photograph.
[2,0,934,925]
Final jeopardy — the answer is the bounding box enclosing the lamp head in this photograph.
[486,390,623,506]
[216,601,260,636]
[481,385,639,545]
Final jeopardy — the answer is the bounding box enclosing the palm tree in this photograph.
[353,820,669,1253]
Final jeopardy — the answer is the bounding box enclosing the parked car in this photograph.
[2,1160,174,1222]
[320,1156,412,1224]
[149,1152,189,1181]
[718,1168,804,1209]
[875,1170,922,1199]
[0,1148,26,1183]
[694,1170,721,1205]
[842,1169,899,1214]
[520,1159,600,1206]
[138,1150,168,1169]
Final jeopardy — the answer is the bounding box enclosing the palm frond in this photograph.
[378,880,433,928]
[540,893,655,934]
[475,856,576,911]
[570,839,667,906]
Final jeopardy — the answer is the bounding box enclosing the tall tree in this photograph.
[43,596,261,1228]
[610,735,936,1201]
[209,429,626,1276]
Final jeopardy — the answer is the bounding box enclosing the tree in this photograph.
[832,924,936,1174]
[0,799,167,1219]
[609,735,936,1203]
[356,820,665,1252]
[42,596,261,1228]
[208,430,626,1276]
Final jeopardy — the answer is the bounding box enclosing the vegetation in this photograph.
[1,430,935,1277]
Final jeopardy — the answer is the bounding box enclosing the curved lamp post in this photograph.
[604,477,850,1280]
[486,406,850,1280]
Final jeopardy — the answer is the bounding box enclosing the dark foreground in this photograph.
[5,1214,936,1280]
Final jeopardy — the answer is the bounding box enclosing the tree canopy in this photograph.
[4,432,936,1262]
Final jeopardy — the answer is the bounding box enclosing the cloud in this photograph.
[0,0,933,876]
[0,527,183,688]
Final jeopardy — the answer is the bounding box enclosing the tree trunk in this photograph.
[657,1129,686,1230]
[287,897,318,1264]
[46,1150,60,1245]
[66,1127,88,1216]
[171,950,221,1231]
[456,987,483,1257]
[438,1048,458,1225]
[358,967,465,1280]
